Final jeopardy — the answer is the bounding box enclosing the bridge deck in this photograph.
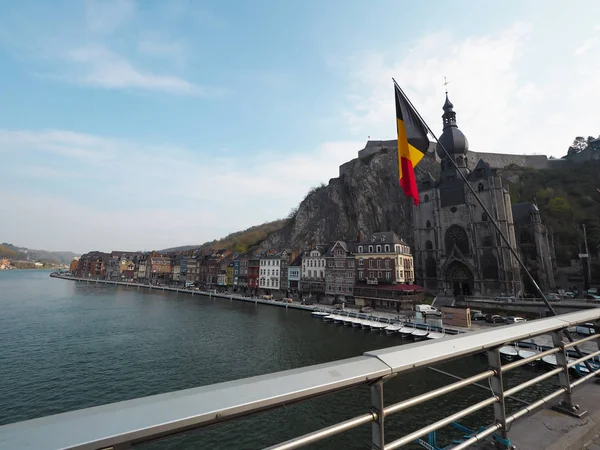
[509,380,600,450]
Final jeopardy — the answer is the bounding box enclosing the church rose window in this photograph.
[445,225,470,255]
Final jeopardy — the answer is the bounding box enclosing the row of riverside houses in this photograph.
[71,231,422,311]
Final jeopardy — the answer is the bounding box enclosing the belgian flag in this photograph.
[394,83,429,206]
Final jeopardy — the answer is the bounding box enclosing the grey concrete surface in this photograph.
[508,381,600,450]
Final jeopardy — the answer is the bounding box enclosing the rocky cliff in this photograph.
[261,147,440,250]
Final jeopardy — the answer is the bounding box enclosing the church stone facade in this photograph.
[412,95,555,297]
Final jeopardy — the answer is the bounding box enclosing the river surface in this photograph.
[0,270,559,449]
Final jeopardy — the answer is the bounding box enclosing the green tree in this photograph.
[546,197,571,218]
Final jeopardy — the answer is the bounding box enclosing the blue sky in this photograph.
[1,0,599,253]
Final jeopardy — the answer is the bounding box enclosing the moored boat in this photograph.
[542,354,558,367]
[311,310,329,318]
[398,323,416,337]
[517,347,541,365]
[572,360,600,377]
[499,346,519,361]
[412,327,429,341]
[384,323,403,334]
[426,329,445,340]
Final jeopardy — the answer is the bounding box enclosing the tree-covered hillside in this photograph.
[161,219,289,254]
[507,163,600,265]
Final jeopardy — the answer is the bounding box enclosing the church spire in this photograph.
[442,94,457,129]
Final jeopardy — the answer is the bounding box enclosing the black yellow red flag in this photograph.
[394,83,429,206]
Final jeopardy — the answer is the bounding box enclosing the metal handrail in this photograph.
[1,309,600,450]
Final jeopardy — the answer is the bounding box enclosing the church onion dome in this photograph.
[436,94,469,158]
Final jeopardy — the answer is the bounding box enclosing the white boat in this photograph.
[352,319,365,328]
[426,329,445,339]
[342,314,357,326]
[322,314,335,322]
[361,319,375,329]
[398,324,416,337]
[384,323,403,334]
[333,313,347,324]
[517,348,541,365]
[499,346,519,361]
[542,354,557,367]
[311,310,329,318]
[412,328,429,341]
[370,320,388,332]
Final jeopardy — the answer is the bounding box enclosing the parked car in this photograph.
[360,306,373,313]
[563,291,575,299]
[505,316,526,324]
[586,294,600,301]
[547,293,560,301]
[470,310,486,321]
[486,314,505,323]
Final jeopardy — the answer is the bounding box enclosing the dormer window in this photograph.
[376,245,381,253]
[368,245,373,252]
[358,246,363,253]
[384,244,390,252]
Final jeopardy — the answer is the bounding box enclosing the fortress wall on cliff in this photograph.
[466,151,550,170]
[339,140,572,177]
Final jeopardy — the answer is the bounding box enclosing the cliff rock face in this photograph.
[262,148,440,250]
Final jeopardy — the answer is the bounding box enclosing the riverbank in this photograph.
[50,273,315,312]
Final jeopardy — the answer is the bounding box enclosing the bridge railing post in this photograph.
[487,348,511,449]
[552,331,586,417]
[370,379,385,450]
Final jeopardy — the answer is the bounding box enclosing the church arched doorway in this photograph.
[445,261,473,296]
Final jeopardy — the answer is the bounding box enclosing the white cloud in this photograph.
[65,46,225,96]
[339,23,599,158]
[1,129,363,251]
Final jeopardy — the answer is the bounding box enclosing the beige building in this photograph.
[354,232,414,285]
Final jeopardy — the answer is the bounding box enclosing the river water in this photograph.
[0,270,559,449]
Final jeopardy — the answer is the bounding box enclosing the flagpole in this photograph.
[392,78,592,367]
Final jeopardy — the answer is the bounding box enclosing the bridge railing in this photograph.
[1,310,600,450]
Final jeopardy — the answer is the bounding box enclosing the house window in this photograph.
[426,220,431,228]
[369,245,373,252]
[348,260,354,268]
[377,260,382,268]
[358,246,363,253]
[369,271,374,278]
[377,271,382,278]
[358,258,363,266]
[369,260,374,268]
[384,244,390,252]
[385,260,390,269]
[376,245,381,253]
[386,272,391,280]
[359,270,364,279]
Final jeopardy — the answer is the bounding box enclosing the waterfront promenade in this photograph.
[50,273,315,312]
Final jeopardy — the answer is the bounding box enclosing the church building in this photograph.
[412,94,555,297]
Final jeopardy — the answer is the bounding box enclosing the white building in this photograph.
[259,255,280,290]
[301,246,326,281]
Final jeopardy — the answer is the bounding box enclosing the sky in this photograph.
[1,0,599,253]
